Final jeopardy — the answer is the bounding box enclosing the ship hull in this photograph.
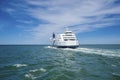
[57,45,79,49]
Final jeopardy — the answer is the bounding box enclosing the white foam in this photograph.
[112,73,120,76]
[25,68,46,79]
[13,64,27,68]
[111,64,117,67]
[45,46,57,49]
[29,69,38,72]
[25,73,37,79]
[29,68,46,73]
[40,68,46,72]
[63,48,120,57]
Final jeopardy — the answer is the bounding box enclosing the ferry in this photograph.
[50,28,79,48]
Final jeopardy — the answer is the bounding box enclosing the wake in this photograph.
[45,46,57,49]
[63,48,120,57]
[45,46,120,57]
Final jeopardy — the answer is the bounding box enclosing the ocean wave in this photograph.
[29,68,46,73]
[13,64,27,68]
[111,64,117,67]
[45,46,57,49]
[25,73,37,79]
[25,68,46,79]
[63,48,120,57]
[112,73,120,77]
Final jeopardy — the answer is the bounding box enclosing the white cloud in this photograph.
[16,20,33,24]
[23,0,120,44]
[4,8,15,15]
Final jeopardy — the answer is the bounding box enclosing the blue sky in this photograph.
[0,0,120,44]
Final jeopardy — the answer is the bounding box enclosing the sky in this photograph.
[0,0,120,44]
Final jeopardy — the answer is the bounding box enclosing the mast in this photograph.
[52,32,55,47]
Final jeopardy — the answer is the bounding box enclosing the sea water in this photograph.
[0,45,120,80]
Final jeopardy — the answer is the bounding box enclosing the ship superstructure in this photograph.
[50,28,79,48]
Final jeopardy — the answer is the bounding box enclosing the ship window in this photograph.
[69,39,75,41]
[65,32,72,34]
[64,39,68,41]
[66,35,72,36]
[63,37,75,39]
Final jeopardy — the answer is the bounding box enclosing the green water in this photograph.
[0,45,120,80]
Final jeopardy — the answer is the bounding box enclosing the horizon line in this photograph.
[0,44,120,46]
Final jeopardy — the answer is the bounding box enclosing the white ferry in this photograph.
[50,28,79,48]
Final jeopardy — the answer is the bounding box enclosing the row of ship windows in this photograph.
[62,35,73,36]
[58,37,75,39]
[64,39,75,41]
[63,37,75,38]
